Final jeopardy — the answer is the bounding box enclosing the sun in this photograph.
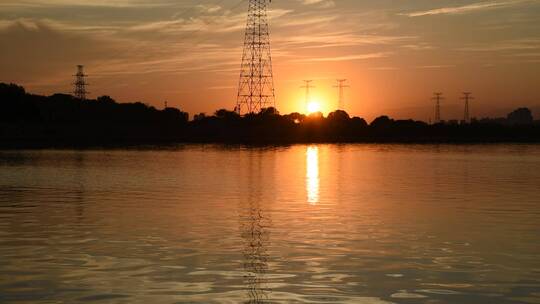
[307,101,321,114]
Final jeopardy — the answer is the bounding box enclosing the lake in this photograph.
[1,144,539,304]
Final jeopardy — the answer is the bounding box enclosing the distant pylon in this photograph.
[301,80,315,110]
[461,92,474,123]
[333,79,349,111]
[235,0,275,115]
[73,65,89,101]
[432,92,444,123]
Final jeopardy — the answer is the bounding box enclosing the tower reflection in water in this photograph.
[239,151,272,303]
[306,146,320,204]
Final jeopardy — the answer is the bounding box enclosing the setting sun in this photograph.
[307,101,321,114]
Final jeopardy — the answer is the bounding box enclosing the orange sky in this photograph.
[0,0,539,121]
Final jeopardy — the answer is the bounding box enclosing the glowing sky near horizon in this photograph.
[0,0,539,121]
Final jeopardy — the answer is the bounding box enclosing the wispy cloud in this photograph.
[0,0,175,8]
[401,43,436,51]
[368,66,399,71]
[208,85,235,90]
[298,0,335,9]
[505,52,540,57]
[458,38,540,52]
[127,8,291,34]
[277,32,415,48]
[294,52,390,62]
[1,0,539,116]
[416,65,455,69]
[401,0,532,17]
[277,15,337,27]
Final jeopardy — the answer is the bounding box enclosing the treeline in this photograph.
[1,83,539,147]
[0,83,188,146]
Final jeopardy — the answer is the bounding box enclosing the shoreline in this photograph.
[2,138,540,150]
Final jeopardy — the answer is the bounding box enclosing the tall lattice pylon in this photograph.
[73,65,89,101]
[432,92,444,124]
[334,79,349,111]
[301,80,314,110]
[235,0,276,115]
[461,92,474,124]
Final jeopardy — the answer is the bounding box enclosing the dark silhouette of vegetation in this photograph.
[507,108,534,125]
[0,83,188,146]
[1,83,539,147]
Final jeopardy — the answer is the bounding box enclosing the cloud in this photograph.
[196,4,222,14]
[0,16,244,88]
[368,66,399,71]
[293,52,390,62]
[401,0,532,17]
[298,0,335,9]
[457,38,540,52]
[416,65,455,69]
[277,14,336,27]
[0,0,175,8]
[277,32,415,48]
[121,8,290,35]
[505,52,540,57]
[0,19,120,86]
[401,43,436,51]
[208,85,236,90]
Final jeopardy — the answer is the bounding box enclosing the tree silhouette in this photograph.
[0,83,538,147]
[507,108,533,125]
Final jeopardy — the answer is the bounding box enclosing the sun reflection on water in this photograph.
[306,146,319,204]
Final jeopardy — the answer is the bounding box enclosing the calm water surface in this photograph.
[1,144,540,304]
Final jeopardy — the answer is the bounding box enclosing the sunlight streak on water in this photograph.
[306,146,319,205]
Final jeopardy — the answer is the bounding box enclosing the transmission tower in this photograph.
[432,92,444,124]
[235,0,276,115]
[73,65,89,100]
[461,92,474,123]
[301,80,315,109]
[333,79,349,111]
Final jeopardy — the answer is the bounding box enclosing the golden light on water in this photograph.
[306,146,319,204]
